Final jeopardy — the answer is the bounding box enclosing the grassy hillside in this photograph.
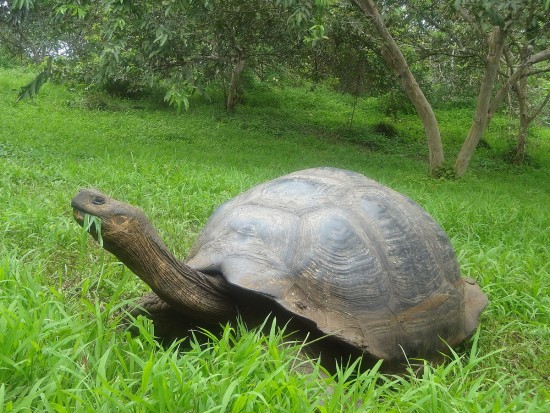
[1,67,549,411]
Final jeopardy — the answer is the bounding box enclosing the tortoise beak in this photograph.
[71,188,102,227]
[71,189,88,226]
[72,207,85,226]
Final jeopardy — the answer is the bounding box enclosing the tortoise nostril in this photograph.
[92,196,106,205]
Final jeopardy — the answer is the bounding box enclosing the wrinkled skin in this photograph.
[72,189,237,324]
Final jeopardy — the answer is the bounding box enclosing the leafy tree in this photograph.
[449,0,550,174]
[377,0,550,168]
[4,0,320,111]
[350,0,550,176]
[500,1,550,163]
[300,2,396,126]
[62,0,318,111]
[0,0,88,63]
[352,0,445,175]
[6,0,549,176]
[384,1,483,106]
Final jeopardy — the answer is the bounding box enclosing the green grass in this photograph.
[1,67,549,411]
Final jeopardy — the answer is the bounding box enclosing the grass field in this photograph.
[1,67,549,411]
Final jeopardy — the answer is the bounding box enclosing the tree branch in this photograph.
[489,47,550,116]
[416,48,480,61]
[457,7,486,38]
[527,90,550,124]
[523,67,550,77]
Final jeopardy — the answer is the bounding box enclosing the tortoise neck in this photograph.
[106,230,237,324]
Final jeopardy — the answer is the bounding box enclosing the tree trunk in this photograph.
[454,27,507,177]
[226,47,245,112]
[349,95,359,129]
[511,80,550,164]
[353,0,444,175]
[512,73,529,163]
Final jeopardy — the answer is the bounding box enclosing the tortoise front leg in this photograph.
[127,292,203,343]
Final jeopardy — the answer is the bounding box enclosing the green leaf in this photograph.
[219,380,239,413]
[164,85,191,114]
[16,72,49,102]
[11,0,32,10]
[141,358,154,391]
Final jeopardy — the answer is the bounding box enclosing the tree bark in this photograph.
[226,47,245,112]
[511,81,550,163]
[513,75,529,162]
[353,0,445,175]
[454,27,507,177]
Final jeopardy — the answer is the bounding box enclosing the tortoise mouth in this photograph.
[71,198,100,229]
[71,189,99,227]
[72,207,86,226]
[72,207,103,240]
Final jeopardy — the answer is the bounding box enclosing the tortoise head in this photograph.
[71,188,161,250]
[71,188,237,324]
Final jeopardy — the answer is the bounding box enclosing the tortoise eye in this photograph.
[92,196,106,205]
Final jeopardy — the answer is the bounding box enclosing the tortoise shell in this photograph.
[185,167,486,362]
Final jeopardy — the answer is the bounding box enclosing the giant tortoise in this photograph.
[71,167,487,371]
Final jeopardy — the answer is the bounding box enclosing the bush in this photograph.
[372,121,398,138]
[377,91,416,118]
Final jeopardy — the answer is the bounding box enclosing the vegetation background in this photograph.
[1,0,550,411]
[2,65,549,411]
